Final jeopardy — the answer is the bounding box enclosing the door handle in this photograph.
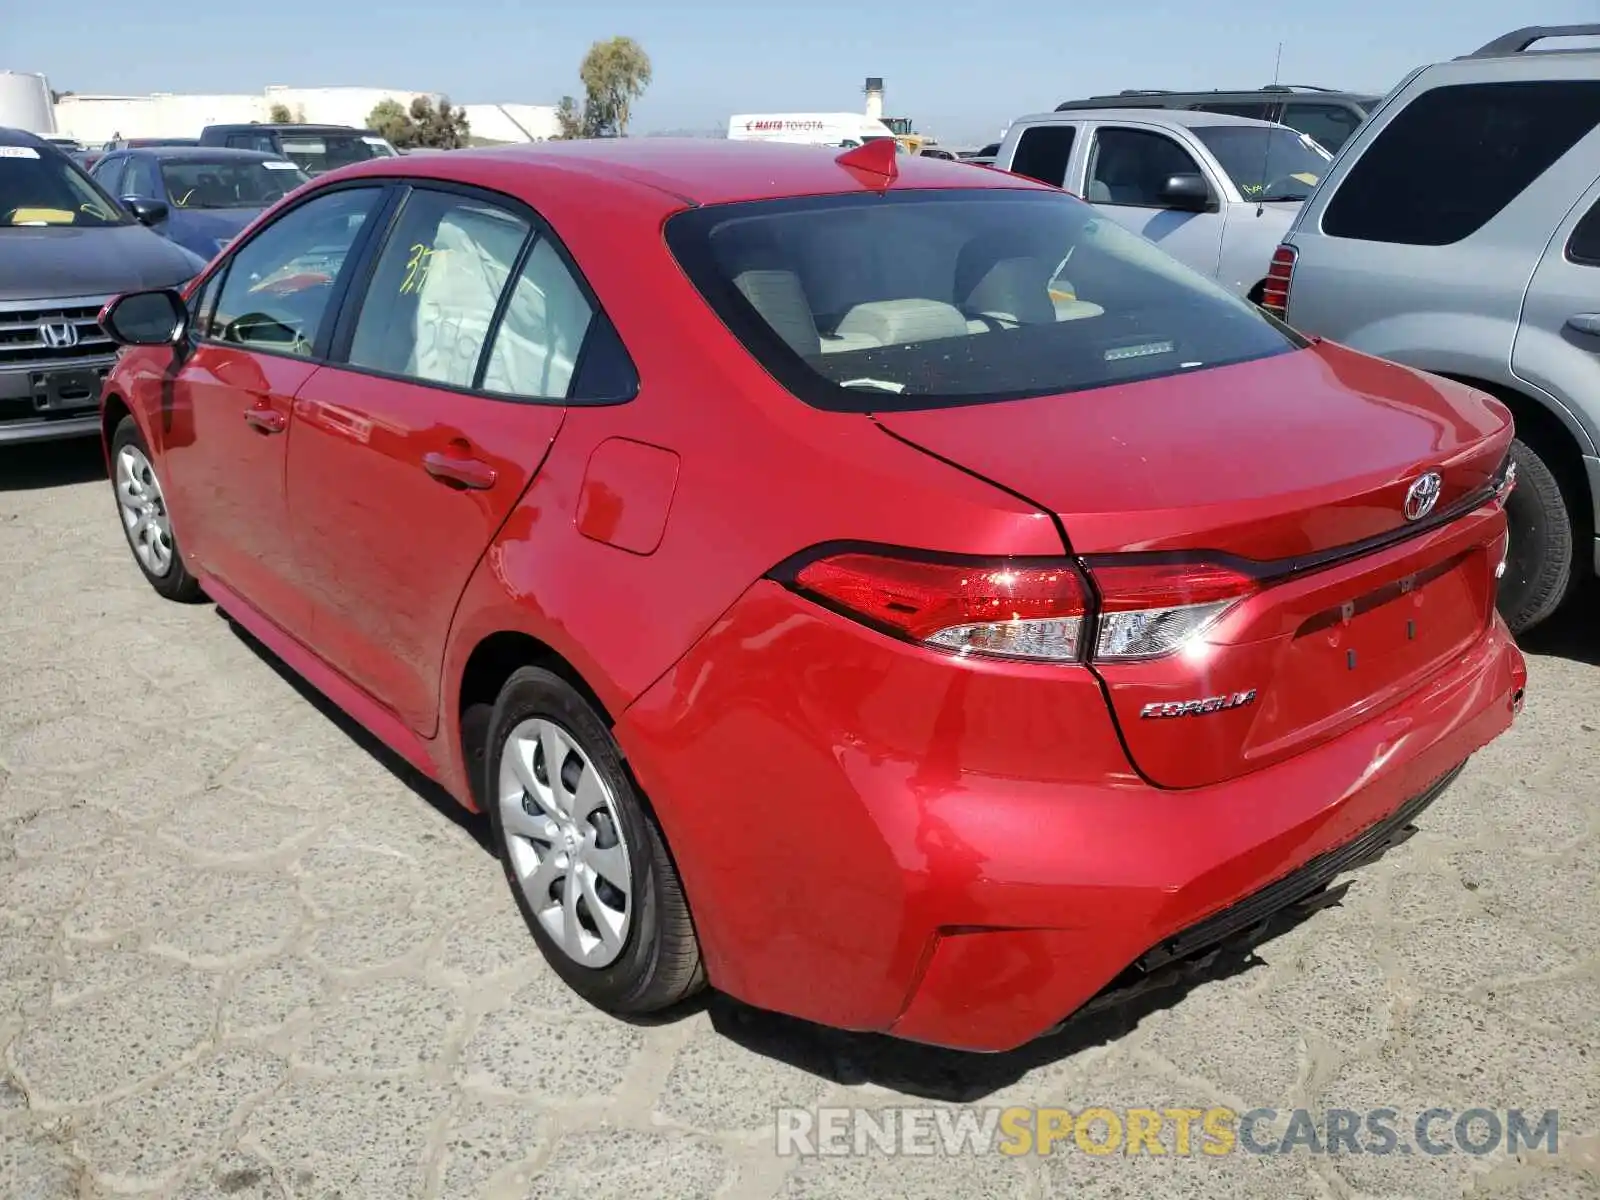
[422,451,497,490]
[243,407,287,434]
[1565,313,1600,337]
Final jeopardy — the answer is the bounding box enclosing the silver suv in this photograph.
[993,109,1333,299]
[1269,24,1600,634]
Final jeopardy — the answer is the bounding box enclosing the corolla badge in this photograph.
[1404,471,1443,522]
[1140,690,1257,719]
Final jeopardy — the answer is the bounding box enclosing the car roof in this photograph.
[204,123,371,135]
[327,137,1052,206]
[1060,87,1377,106]
[0,126,49,148]
[130,146,289,163]
[1014,107,1286,130]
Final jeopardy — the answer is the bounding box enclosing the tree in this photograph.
[554,96,587,140]
[578,36,651,136]
[268,102,295,124]
[411,96,471,149]
[367,96,471,150]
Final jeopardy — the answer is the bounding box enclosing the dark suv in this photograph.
[197,124,398,176]
[1054,85,1382,153]
[0,128,205,445]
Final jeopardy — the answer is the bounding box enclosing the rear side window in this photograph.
[664,189,1301,413]
[1192,101,1276,121]
[1280,102,1365,153]
[1568,198,1600,267]
[1322,81,1600,246]
[1009,126,1076,188]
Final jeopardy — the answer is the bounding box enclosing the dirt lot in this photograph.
[2,439,1596,1200]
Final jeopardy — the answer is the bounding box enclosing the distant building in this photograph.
[51,85,559,145]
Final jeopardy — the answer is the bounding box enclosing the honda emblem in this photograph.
[38,320,79,350]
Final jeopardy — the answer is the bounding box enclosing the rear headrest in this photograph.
[734,269,819,357]
[965,257,1056,325]
[834,299,970,346]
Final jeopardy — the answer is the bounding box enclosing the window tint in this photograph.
[122,157,160,198]
[665,189,1299,413]
[209,186,379,356]
[481,238,596,399]
[1323,81,1600,246]
[347,188,530,388]
[1192,101,1276,121]
[1280,102,1364,153]
[1568,197,1600,267]
[1009,126,1076,188]
[1086,128,1204,207]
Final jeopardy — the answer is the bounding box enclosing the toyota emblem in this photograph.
[1404,471,1443,522]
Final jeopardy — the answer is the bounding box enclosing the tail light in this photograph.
[1259,244,1297,319]
[782,549,1256,665]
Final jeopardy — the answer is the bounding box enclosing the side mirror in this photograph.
[123,196,169,226]
[1158,173,1213,212]
[99,289,188,347]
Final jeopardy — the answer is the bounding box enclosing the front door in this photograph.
[158,183,387,637]
[1083,124,1225,279]
[287,184,597,734]
[1512,174,1600,486]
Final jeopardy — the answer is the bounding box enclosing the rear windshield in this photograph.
[1191,125,1332,202]
[279,134,395,175]
[161,158,309,208]
[665,188,1300,412]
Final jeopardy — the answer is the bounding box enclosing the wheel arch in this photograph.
[1434,371,1596,559]
[100,391,132,467]
[456,629,615,809]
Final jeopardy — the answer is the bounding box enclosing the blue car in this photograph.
[89,146,310,261]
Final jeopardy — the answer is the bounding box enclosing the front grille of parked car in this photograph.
[0,300,117,371]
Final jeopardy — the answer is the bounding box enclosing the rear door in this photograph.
[1512,175,1600,452]
[1082,122,1225,279]
[286,182,600,735]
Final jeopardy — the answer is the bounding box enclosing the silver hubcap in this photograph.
[498,718,632,968]
[115,445,174,578]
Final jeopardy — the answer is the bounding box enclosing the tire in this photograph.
[1497,437,1573,635]
[109,415,203,603]
[485,666,704,1014]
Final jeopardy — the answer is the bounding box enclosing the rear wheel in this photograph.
[486,666,704,1013]
[1497,437,1573,635]
[110,415,202,602]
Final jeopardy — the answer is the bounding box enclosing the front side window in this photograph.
[122,157,160,199]
[1323,81,1600,246]
[1085,128,1204,207]
[91,155,127,197]
[0,143,127,228]
[209,186,380,356]
[347,188,531,388]
[665,188,1301,413]
[1192,125,1332,201]
[160,158,309,209]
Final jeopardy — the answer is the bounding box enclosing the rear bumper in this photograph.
[618,584,1526,1053]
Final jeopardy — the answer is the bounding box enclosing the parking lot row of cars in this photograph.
[0,22,1589,1052]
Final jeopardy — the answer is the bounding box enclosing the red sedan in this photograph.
[96,138,1526,1053]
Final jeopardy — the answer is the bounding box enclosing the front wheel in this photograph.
[1497,437,1573,635]
[486,666,704,1014]
[109,415,203,602]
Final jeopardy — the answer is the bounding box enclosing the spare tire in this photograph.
[1496,437,1573,635]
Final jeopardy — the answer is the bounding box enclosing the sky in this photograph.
[9,0,1600,145]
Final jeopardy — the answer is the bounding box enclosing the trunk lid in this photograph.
[875,341,1513,788]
